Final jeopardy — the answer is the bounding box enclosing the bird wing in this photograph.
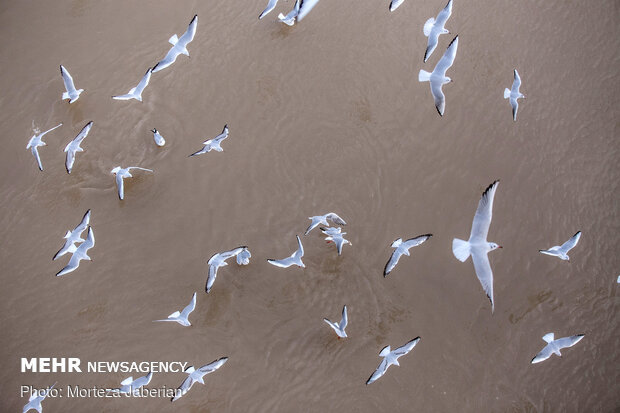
[430,80,446,116]
[366,358,389,385]
[198,357,228,374]
[402,234,432,250]
[32,147,43,171]
[433,35,458,77]
[394,337,420,356]
[206,264,218,293]
[435,0,453,26]
[339,305,348,330]
[259,0,279,18]
[177,15,198,47]
[39,123,63,138]
[180,292,197,318]
[531,344,553,364]
[60,65,77,94]
[293,235,304,259]
[554,334,584,349]
[134,67,153,95]
[326,213,346,226]
[74,121,93,145]
[304,217,321,235]
[297,0,320,21]
[559,231,581,254]
[267,257,293,268]
[469,180,499,242]
[384,249,402,276]
[471,249,494,311]
[116,174,125,200]
[171,376,194,402]
[511,69,522,94]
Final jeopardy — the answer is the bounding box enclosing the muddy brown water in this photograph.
[1,0,619,412]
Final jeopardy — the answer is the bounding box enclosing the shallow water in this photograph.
[1,0,619,411]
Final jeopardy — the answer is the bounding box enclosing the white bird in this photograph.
[297,0,321,21]
[236,246,251,265]
[189,125,229,157]
[389,0,406,12]
[320,227,352,256]
[423,0,452,62]
[305,212,347,235]
[206,247,247,293]
[617,275,619,283]
[531,333,584,364]
[539,231,581,261]
[259,0,279,19]
[110,166,153,200]
[171,358,228,402]
[112,67,153,102]
[504,69,526,121]
[383,234,432,277]
[268,235,305,268]
[26,123,62,171]
[366,337,420,385]
[60,65,84,103]
[56,226,95,276]
[151,128,165,146]
[278,0,300,26]
[110,372,153,394]
[452,180,502,312]
[23,382,56,413]
[154,292,196,326]
[153,15,198,73]
[53,209,91,260]
[418,35,458,116]
[324,305,348,338]
[64,121,93,174]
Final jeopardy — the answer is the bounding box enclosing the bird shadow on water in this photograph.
[508,289,557,325]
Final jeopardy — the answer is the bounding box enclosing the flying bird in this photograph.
[109,372,153,394]
[64,121,93,174]
[56,226,95,276]
[151,128,165,146]
[110,166,153,200]
[320,227,351,256]
[366,337,420,385]
[60,65,84,103]
[539,231,581,261]
[171,358,228,402]
[268,235,305,268]
[504,69,526,121]
[26,123,62,171]
[154,292,196,326]
[452,180,501,312]
[383,234,432,276]
[206,247,246,293]
[423,0,452,62]
[22,382,56,413]
[153,15,198,73]
[189,124,229,157]
[53,209,91,260]
[324,305,348,338]
[259,0,279,19]
[418,35,458,116]
[531,333,584,364]
[112,67,153,102]
[305,212,347,235]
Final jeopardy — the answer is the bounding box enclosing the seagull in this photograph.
[189,125,229,157]
[268,235,305,268]
[452,180,501,312]
[64,121,93,174]
[278,0,300,25]
[320,227,351,256]
[154,292,196,326]
[56,226,95,276]
[236,246,251,265]
[151,128,165,146]
[206,247,246,293]
[305,212,347,235]
[366,337,420,385]
[504,69,526,121]
[26,123,62,171]
[259,0,279,19]
[297,0,321,21]
[110,166,153,200]
[389,0,406,12]
[23,382,56,413]
[112,67,153,102]
[539,231,581,261]
[531,333,584,364]
[171,358,228,402]
[418,35,458,116]
[324,305,348,338]
[53,209,91,260]
[383,234,432,277]
[109,372,153,394]
[153,15,197,73]
[60,65,84,103]
[423,0,452,62]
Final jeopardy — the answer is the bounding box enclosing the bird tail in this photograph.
[62,91,69,100]
[452,238,471,262]
[504,88,511,99]
[423,18,435,37]
[418,70,432,82]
